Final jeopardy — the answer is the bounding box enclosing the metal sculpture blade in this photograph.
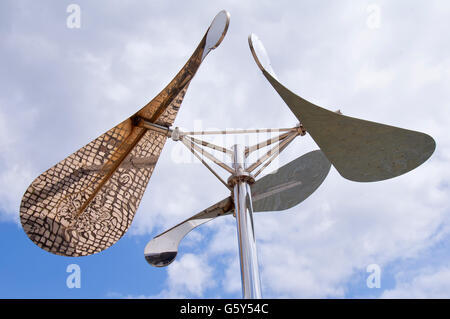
[19,11,230,257]
[144,198,233,267]
[248,34,436,182]
[144,150,330,267]
[251,150,330,211]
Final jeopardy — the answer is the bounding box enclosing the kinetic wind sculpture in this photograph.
[20,11,435,298]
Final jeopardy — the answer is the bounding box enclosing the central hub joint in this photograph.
[228,144,255,187]
[296,122,307,136]
[227,172,255,187]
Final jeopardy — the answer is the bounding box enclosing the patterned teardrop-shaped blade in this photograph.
[248,34,436,182]
[20,11,231,257]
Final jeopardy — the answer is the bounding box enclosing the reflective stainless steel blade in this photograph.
[145,150,330,267]
[251,150,330,212]
[248,34,436,182]
[144,198,233,267]
[202,10,230,61]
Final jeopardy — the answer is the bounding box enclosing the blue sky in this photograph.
[1,0,450,298]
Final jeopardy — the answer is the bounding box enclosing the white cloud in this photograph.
[0,96,37,220]
[222,257,241,295]
[153,253,215,298]
[382,267,450,298]
[355,65,395,90]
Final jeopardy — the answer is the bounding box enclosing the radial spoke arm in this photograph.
[135,117,173,137]
[184,135,233,155]
[246,129,300,174]
[180,136,234,174]
[252,132,298,178]
[181,128,293,136]
[179,136,234,191]
[245,131,292,156]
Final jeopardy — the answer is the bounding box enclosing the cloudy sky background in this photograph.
[1,0,449,298]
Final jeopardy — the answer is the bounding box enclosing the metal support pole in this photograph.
[229,144,262,299]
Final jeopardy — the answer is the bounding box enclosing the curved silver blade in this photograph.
[144,198,233,267]
[252,150,331,212]
[248,33,278,80]
[248,34,436,182]
[145,150,330,267]
[202,10,230,60]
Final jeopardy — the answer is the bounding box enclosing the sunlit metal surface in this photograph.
[181,128,292,136]
[202,10,230,60]
[144,198,233,267]
[20,11,230,257]
[248,34,436,183]
[248,33,278,80]
[231,144,262,299]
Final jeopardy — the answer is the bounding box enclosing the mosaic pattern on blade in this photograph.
[60,130,165,256]
[20,45,192,257]
[20,124,166,256]
[155,87,188,126]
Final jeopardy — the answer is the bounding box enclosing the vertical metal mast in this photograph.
[229,144,262,299]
